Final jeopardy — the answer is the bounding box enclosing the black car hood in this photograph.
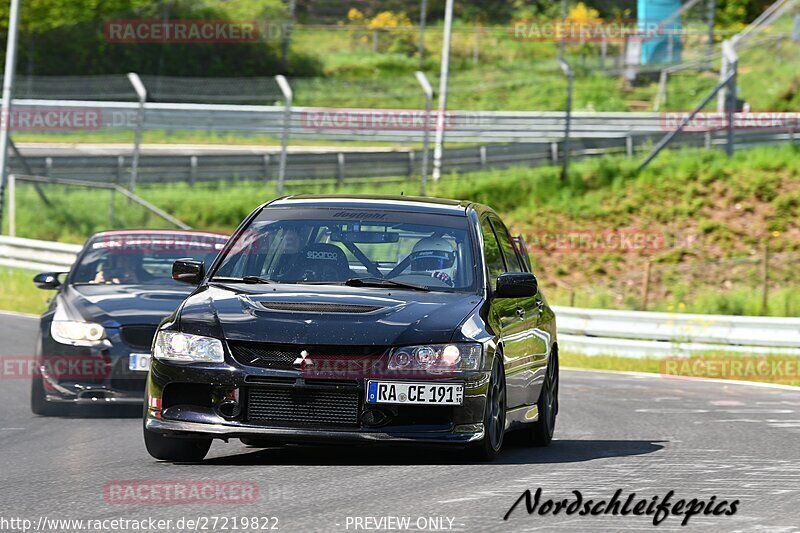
[178,284,482,346]
[62,283,194,326]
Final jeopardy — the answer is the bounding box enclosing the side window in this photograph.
[480,218,506,291]
[490,217,523,273]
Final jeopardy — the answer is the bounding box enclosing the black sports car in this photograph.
[144,195,558,462]
[31,230,229,415]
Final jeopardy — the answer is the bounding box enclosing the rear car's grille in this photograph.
[120,325,158,350]
[246,386,360,428]
[229,342,386,370]
[259,302,384,314]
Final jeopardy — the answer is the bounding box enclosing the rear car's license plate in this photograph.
[367,381,463,405]
[129,353,151,372]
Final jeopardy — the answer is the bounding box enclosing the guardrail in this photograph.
[2,236,799,358]
[11,98,800,143]
[9,130,797,185]
[554,306,800,357]
[0,235,81,271]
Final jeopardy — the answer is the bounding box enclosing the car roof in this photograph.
[90,229,228,240]
[268,194,477,216]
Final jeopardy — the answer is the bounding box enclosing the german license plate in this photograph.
[129,353,151,372]
[366,381,463,405]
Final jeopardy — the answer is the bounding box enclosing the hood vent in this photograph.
[258,302,384,314]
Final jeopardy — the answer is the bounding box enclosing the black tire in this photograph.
[527,350,558,447]
[469,356,506,462]
[144,426,211,462]
[30,377,67,417]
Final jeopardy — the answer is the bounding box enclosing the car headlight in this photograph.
[388,343,482,373]
[153,331,225,363]
[51,320,107,346]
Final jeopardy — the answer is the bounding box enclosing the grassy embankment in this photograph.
[3,143,799,317]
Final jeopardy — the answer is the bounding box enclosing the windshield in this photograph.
[71,233,227,285]
[212,207,478,292]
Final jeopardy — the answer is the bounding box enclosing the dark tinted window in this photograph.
[71,233,227,285]
[212,208,477,292]
[480,218,505,291]
[490,217,523,273]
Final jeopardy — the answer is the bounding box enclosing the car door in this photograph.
[480,215,529,410]
[489,216,549,407]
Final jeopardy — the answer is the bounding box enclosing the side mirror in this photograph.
[172,259,205,284]
[33,272,63,290]
[495,272,538,298]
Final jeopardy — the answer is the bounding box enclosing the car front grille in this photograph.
[120,325,158,350]
[228,341,387,370]
[246,384,360,428]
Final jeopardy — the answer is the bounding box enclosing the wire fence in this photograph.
[543,250,800,317]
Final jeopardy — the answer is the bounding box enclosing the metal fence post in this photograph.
[761,239,769,315]
[625,135,634,157]
[263,154,271,182]
[126,73,147,195]
[108,189,115,227]
[7,173,14,237]
[418,0,428,69]
[415,71,433,195]
[336,152,345,188]
[723,40,738,158]
[275,75,293,196]
[431,0,454,182]
[654,69,668,112]
[641,259,652,311]
[706,0,716,69]
[558,59,573,183]
[189,156,198,186]
[116,155,125,183]
[0,0,21,234]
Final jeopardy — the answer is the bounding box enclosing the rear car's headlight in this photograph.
[153,331,224,363]
[51,320,107,346]
[388,343,483,373]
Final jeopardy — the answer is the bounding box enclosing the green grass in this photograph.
[3,143,800,316]
[562,352,800,387]
[0,268,50,316]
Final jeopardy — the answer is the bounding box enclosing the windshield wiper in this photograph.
[210,276,273,284]
[344,277,430,292]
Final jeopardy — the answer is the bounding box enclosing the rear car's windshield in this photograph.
[71,233,227,285]
[212,207,478,292]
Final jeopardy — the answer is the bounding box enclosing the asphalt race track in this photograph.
[1,311,799,532]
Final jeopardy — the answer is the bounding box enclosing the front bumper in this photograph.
[146,356,492,445]
[38,326,151,405]
[146,417,485,445]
